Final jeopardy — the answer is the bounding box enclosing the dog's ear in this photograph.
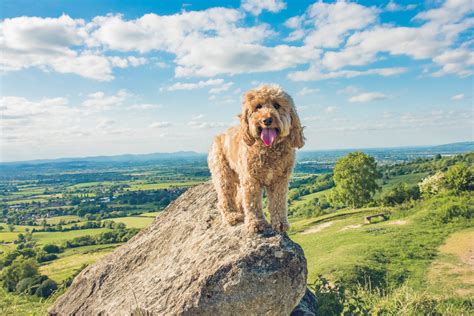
[239,109,255,146]
[289,101,305,149]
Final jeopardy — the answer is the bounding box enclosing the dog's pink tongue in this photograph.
[261,128,277,147]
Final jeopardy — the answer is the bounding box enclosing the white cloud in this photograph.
[338,85,359,95]
[164,79,225,91]
[451,93,465,101]
[302,116,321,122]
[192,114,204,120]
[0,1,472,82]
[0,15,144,80]
[349,92,387,103]
[209,82,234,94]
[289,66,406,81]
[385,1,416,12]
[129,103,161,110]
[325,106,338,113]
[285,1,379,48]
[0,95,81,146]
[173,42,317,77]
[0,96,70,120]
[297,87,319,96]
[96,119,115,129]
[314,0,474,77]
[242,0,286,16]
[149,121,172,128]
[432,47,474,77]
[82,90,128,110]
[87,9,318,78]
[285,0,473,80]
[187,121,229,129]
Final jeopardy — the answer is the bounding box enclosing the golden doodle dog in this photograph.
[208,85,304,233]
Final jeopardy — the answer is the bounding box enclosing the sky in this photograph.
[0,0,473,162]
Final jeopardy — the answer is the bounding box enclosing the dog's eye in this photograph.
[256,104,262,110]
[273,102,281,109]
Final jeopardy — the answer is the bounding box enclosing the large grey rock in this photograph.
[49,183,308,315]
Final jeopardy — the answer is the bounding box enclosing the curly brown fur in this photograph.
[208,85,305,233]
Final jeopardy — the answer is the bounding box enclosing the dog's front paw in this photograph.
[272,220,290,233]
[224,212,244,226]
[246,219,270,233]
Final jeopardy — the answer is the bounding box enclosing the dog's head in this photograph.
[239,85,304,149]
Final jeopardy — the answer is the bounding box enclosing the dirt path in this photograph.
[340,224,362,231]
[388,219,408,225]
[427,228,474,297]
[301,222,333,235]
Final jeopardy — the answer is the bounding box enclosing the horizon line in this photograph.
[1,140,472,164]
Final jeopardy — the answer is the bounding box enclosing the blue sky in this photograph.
[0,0,472,162]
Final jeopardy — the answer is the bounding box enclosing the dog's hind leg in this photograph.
[208,137,244,226]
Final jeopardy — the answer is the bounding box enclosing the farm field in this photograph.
[39,244,120,283]
[32,228,112,245]
[110,216,155,228]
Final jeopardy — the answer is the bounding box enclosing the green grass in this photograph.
[0,223,38,232]
[39,244,119,283]
[0,224,39,242]
[0,288,51,315]
[8,188,45,196]
[32,228,111,245]
[292,215,392,282]
[0,232,21,243]
[138,211,161,217]
[110,216,155,228]
[126,181,203,191]
[0,243,13,253]
[45,215,82,225]
[66,181,126,189]
[288,207,380,233]
[381,172,429,190]
[290,188,334,208]
[5,198,49,205]
[291,193,473,292]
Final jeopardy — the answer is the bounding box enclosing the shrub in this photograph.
[435,202,473,224]
[15,275,48,295]
[42,244,62,254]
[310,275,369,315]
[36,253,58,263]
[419,172,445,196]
[443,163,474,193]
[34,279,57,298]
[381,183,420,206]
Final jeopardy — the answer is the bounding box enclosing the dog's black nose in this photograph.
[263,117,273,126]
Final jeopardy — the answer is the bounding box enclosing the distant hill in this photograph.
[1,151,205,165]
[1,142,472,171]
[428,141,474,152]
[297,141,474,162]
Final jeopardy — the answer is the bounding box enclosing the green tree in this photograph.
[443,163,474,193]
[1,257,39,292]
[332,152,381,208]
[381,183,420,206]
[7,224,15,232]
